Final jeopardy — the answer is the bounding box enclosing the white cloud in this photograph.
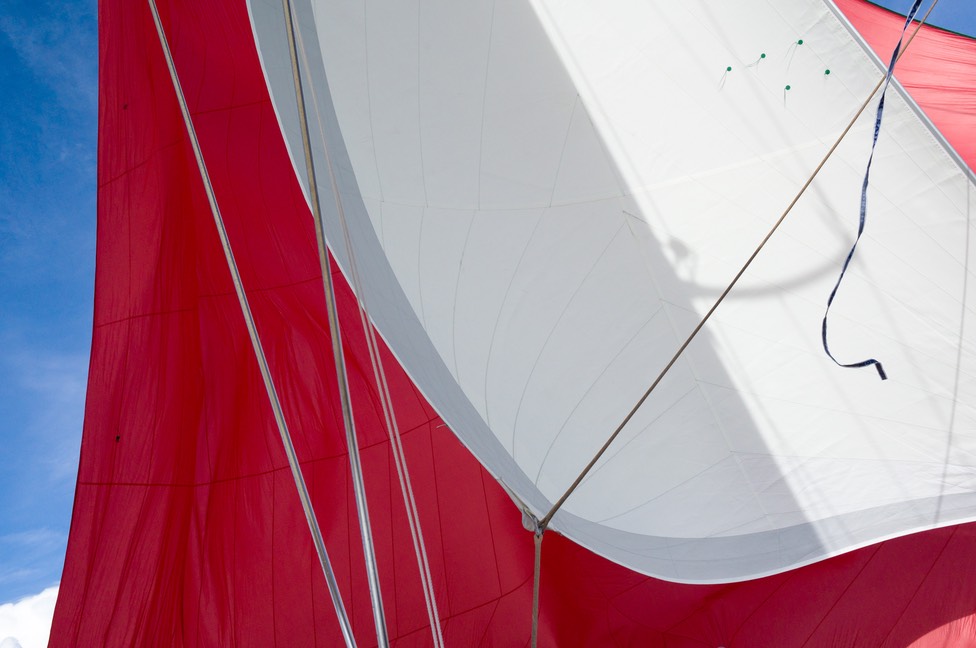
[0,585,58,648]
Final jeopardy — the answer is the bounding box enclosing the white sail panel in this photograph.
[248,0,976,581]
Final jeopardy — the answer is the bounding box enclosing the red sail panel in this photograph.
[835,0,976,169]
[52,0,976,646]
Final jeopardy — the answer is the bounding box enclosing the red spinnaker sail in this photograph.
[51,1,976,646]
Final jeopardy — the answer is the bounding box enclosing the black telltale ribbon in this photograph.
[821,0,924,382]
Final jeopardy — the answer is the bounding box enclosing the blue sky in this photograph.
[910,0,976,37]
[0,0,95,609]
[0,0,973,644]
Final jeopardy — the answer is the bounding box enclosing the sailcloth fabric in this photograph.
[252,0,976,580]
[51,0,976,646]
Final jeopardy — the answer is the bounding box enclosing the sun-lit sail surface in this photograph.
[51,0,976,645]
[250,0,976,580]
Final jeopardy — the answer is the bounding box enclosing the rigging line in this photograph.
[537,0,939,533]
[530,530,543,648]
[287,11,445,646]
[279,1,390,645]
[146,2,356,646]
[352,249,446,648]
[329,151,445,645]
[358,275,447,648]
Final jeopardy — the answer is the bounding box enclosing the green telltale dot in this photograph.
[785,84,792,90]
[797,39,804,45]
[824,69,831,75]
[727,66,733,71]
[760,53,766,59]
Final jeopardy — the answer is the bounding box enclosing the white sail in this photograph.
[248,0,976,581]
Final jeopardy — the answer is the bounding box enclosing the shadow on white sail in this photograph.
[248,0,976,582]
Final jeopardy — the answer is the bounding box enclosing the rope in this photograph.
[147,2,356,645]
[348,242,447,648]
[279,1,389,645]
[362,303,447,648]
[538,0,938,533]
[283,2,445,645]
[289,18,446,647]
[530,530,544,648]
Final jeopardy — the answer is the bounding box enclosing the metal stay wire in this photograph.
[279,0,392,645]
[286,7,448,646]
[529,2,939,646]
[147,1,357,645]
[282,3,446,645]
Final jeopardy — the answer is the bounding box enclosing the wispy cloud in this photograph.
[0,585,58,648]
[0,346,86,600]
[0,2,98,265]
[2,348,87,482]
[0,527,67,598]
[0,3,97,111]
[8,349,88,481]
